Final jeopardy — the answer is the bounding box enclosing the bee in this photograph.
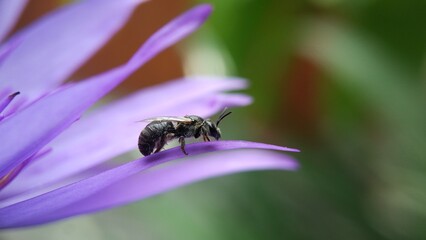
[138,110,232,156]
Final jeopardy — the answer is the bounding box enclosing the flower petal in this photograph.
[61,150,298,219]
[0,148,50,191]
[0,91,19,115]
[0,141,299,228]
[0,4,213,178]
[126,4,212,71]
[0,0,28,42]
[1,91,251,199]
[0,36,21,64]
[0,0,146,101]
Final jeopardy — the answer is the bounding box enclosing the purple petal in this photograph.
[126,4,212,71]
[62,150,298,219]
[0,0,146,102]
[0,0,28,42]
[0,90,250,199]
[0,4,213,178]
[0,148,50,191]
[0,36,21,64]
[0,141,299,228]
[0,91,20,116]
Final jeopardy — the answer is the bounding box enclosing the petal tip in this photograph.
[287,148,301,153]
[197,4,213,15]
[190,4,213,23]
[274,144,300,153]
[285,160,300,171]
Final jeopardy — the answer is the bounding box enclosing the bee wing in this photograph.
[137,116,193,123]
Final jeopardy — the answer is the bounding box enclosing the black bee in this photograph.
[138,110,232,156]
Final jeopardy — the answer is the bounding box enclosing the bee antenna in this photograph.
[218,107,228,116]
[216,110,232,126]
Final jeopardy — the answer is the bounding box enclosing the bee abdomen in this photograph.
[138,127,156,156]
[138,141,153,156]
[138,121,175,156]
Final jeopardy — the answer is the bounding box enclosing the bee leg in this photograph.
[179,136,188,155]
[154,135,167,153]
[200,128,210,142]
[202,133,211,142]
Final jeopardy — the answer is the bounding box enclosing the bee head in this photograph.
[205,121,221,140]
[206,110,232,140]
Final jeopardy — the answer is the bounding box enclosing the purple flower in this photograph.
[0,0,299,228]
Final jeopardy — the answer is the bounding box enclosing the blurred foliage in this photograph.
[3,0,426,239]
[180,0,426,239]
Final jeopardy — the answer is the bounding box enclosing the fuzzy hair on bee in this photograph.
[138,110,232,156]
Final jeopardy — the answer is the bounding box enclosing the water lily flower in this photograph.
[0,0,299,229]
